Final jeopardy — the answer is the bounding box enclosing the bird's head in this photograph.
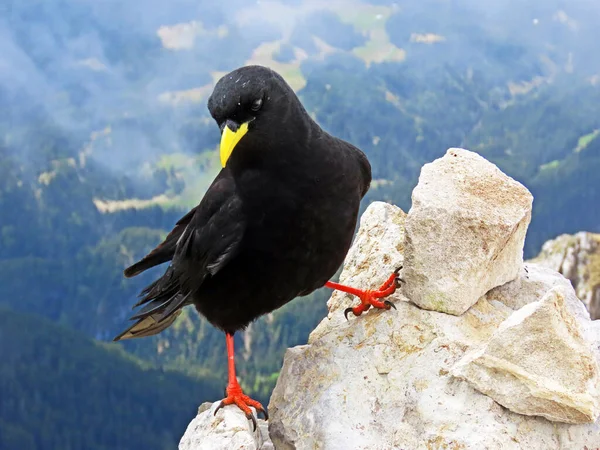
[207,65,301,168]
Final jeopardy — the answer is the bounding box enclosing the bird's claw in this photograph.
[258,405,268,421]
[214,386,268,432]
[247,412,258,432]
[384,300,397,310]
[344,307,354,321]
[394,266,405,287]
[214,400,225,416]
[342,269,400,320]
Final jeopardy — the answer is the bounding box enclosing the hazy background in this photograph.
[1,0,599,448]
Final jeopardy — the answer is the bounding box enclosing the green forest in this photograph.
[1,0,599,448]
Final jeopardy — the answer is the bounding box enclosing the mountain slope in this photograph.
[0,308,221,450]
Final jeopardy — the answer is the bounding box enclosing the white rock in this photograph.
[485,263,572,311]
[402,148,533,315]
[179,402,272,450]
[485,263,597,344]
[312,201,405,340]
[452,285,600,424]
[268,202,600,450]
[530,231,600,319]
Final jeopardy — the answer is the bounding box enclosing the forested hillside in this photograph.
[0,308,221,450]
[1,0,599,447]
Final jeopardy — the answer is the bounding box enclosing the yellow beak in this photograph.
[220,121,250,167]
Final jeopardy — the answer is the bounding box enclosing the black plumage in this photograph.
[112,65,394,426]
[115,65,371,340]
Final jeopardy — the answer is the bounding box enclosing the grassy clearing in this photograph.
[245,41,307,92]
[94,149,220,213]
[333,3,406,66]
[575,129,599,153]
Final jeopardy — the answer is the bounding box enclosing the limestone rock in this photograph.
[402,148,533,315]
[312,201,405,340]
[179,402,272,450]
[268,201,600,450]
[531,231,600,319]
[451,285,600,424]
[485,263,572,311]
[484,263,597,343]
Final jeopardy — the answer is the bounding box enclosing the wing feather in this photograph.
[114,171,246,341]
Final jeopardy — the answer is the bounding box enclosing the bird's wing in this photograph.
[123,169,234,278]
[123,206,198,278]
[172,177,246,291]
[114,171,246,341]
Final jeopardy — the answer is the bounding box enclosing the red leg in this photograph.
[325,266,402,320]
[214,333,267,430]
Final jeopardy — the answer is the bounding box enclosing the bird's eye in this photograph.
[250,98,263,112]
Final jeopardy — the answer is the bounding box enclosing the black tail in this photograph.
[114,266,191,341]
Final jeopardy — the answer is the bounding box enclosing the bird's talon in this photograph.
[394,265,403,275]
[336,270,401,319]
[215,380,266,432]
[344,307,354,321]
[247,412,258,432]
[214,401,225,416]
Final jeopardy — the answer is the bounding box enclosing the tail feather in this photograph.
[113,309,183,341]
[156,292,191,322]
[133,266,178,308]
[129,293,179,321]
[114,269,190,342]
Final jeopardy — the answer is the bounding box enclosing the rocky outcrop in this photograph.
[452,285,600,424]
[402,148,533,315]
[531,232,600,319]
[268,202,600,450]
[179,402,273,450]
[179,148,600,449]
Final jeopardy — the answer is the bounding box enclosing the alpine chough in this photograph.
[114,65,400,428]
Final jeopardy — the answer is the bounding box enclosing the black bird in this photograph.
[114,65,399,429]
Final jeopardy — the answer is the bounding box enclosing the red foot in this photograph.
[325,266,402,320]
[214,381,267,431]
